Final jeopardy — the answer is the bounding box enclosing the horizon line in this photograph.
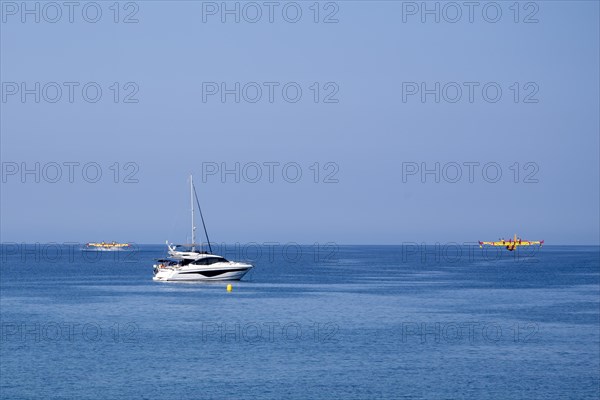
[1,242,599,247]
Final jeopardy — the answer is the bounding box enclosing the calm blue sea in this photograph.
[1,244,598,399]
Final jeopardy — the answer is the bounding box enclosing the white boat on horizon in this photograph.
[83,242,130,251]
[152,175,253,281]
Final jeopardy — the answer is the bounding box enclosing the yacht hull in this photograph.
[153,263,252,281]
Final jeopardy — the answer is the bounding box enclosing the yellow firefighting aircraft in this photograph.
[479,234,544,251]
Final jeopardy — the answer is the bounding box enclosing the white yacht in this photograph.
[152,175,253,282]
[153,253,253,281]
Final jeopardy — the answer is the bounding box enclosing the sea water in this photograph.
[1,244,598,399]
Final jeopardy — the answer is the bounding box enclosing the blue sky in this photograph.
[1,1,599,244]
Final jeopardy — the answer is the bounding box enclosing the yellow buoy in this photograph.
[226,284,232,292]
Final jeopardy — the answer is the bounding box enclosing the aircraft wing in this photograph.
[516,240,544,246]
[479,241,506,246]
[479,240,544,247]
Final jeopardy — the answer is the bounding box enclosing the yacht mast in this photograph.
[192,179,213,254]
[190,174,196,251]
